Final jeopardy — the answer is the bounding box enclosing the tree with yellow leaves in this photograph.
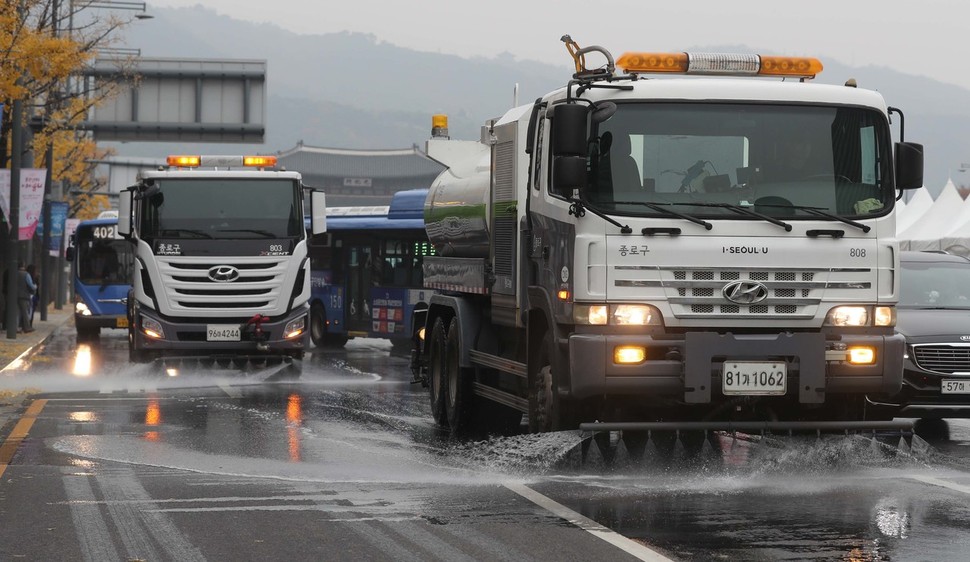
[1,0,136,195]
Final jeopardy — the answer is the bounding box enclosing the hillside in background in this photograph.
[111,5,970,194]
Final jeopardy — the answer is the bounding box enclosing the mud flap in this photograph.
[684,332,826,404]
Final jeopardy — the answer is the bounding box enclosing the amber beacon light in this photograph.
[616,52,823,79]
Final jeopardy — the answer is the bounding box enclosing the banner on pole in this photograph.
[0,168,48,240]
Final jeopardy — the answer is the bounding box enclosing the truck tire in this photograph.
[310,302,326,347]
[529,336,561,433]
[428,317,449,427]
[128,329,150,363]
[445,317,474,436]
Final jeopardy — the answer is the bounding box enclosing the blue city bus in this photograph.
[307,189,434,348]
[68,217,135,339]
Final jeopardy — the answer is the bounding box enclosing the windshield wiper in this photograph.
[569,199,633,234]
[158,228,213,239]
[676,202,792,231]
[216,229,279,238]
[612,200,713,231]
[752,203,871,233]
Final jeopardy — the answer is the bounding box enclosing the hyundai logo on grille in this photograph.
[722,280,769,305]
[208,265,240,283]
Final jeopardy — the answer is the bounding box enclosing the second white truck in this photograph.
[119,155,327,374]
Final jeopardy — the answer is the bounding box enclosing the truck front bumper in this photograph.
[132,304,308,356]
[568,331,904,403]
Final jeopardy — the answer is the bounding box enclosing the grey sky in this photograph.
[151,0,970,90]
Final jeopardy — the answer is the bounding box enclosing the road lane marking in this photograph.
[0,398,48,479]
[504,482,673,562]
[62,468,123,562]
[908,475,970,495]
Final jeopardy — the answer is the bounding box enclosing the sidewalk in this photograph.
[0,305,74,434]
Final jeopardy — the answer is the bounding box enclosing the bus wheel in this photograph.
[445,317,474,436]
[529,336,561,433]
[310,302,326,347]
[428,317,449,427]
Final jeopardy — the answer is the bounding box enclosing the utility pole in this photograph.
[39,0,61,322]
[6,98,23,338]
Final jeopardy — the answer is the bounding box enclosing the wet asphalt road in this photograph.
[2,327,970,561]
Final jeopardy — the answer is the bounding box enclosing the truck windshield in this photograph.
[585,103,892,220]
[139,178,302,240]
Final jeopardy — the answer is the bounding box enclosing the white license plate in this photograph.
[207,325,241,342]
[941,379,970,394]
[722,362,787,395]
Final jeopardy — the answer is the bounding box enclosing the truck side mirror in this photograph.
[552,103,588,157]
[310,190,327,235]
[65,245,75,262]
[895,141,924,190]
[551,104,589,196]
[117,189,133,237]
[553,156,587,196]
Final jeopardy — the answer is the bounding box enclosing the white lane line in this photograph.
[908,475,970,495]
[62,469,122,562]
[504,483,673,562]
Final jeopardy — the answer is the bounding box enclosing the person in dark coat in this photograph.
[26,263,38,328]
[17,261,36,333]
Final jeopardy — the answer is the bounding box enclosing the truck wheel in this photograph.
[310,302,326,347]
[445,317,474,436]
[128,330,150,363]
[427,317,449,427]
[529,338,561,433]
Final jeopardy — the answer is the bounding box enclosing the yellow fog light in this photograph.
[614,345,646,365]
[848,346,876,365]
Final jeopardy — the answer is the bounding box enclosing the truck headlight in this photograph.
[574,304,662,326]
[824,305,895,327]
[141,317,164,339]
[75,301,92,316]
[284,316,306,339]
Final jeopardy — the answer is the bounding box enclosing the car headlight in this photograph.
[824,305,895,327]
[574,304,662,326]
[284,316,306,339]
[75,301,92,316]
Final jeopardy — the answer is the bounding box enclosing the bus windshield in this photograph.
[75,226,134,285]
[585,103,893,220]
[139,178,302,240]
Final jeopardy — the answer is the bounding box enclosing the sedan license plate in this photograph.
[723,362,787,395]
[207,325,241,342]
[941,379,970,394]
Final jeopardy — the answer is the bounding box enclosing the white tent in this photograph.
[938,194,970,256]
[899,180,965,251]
[896,185,933,236]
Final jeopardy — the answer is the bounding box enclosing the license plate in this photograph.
[722,362,787,395]
[207,325,241,342]
[116,317,128,328]
[941,379,970,394]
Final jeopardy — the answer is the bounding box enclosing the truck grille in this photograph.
[156,257,288,313]
[912,344,970,374]
[613,266,872,319]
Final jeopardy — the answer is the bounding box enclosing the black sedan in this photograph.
[871,251,970,418]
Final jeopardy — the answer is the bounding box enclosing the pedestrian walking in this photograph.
[17,261,36,333]
[26,263,38,328]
